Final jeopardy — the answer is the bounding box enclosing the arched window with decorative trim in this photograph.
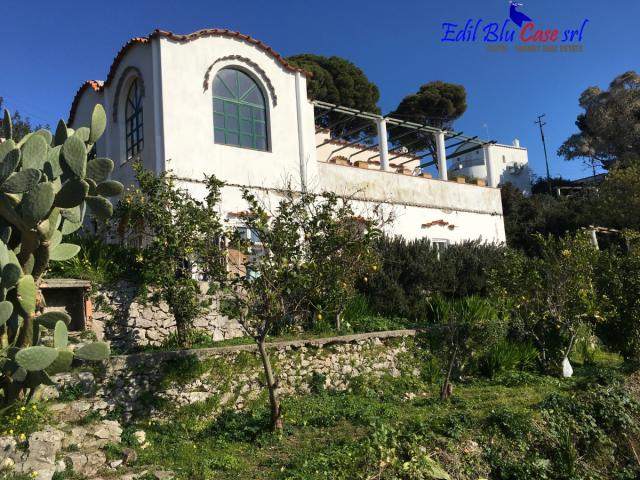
[213,68,268,151]
[125,79,144,159]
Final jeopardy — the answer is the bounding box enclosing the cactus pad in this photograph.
[2,263,22,288]
[90,104,107,143]
[21,135,48,170]
[0,139,16,163]
[34,129,53,146]
[74,342,110,361]
[2,109,12,139]
[36,311,71,329]
[50,243,80,261]
[55,178,89,208]
[62,135,87,177]
[0,147,21,183]
[0,300,12,326]
[85,195,113,219]
[15,346,59,371]
[86,158,114,183]
[54,120,68,147]
[74,127,90,143]
[54,320,68,349]
[1,169,42,194]
[45,349,73,375]
[96,180,124,197]
[16,275,37,316]
[45,145,64,178]
[21,182,55,227]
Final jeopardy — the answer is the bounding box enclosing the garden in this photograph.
[1,105,640,480]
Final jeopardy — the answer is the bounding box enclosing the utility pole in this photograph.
[535,114,553,195]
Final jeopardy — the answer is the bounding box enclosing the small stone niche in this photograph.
[40,279,92,332]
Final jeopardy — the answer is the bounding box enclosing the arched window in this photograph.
[125,79,144,159]
[213,68,268,151]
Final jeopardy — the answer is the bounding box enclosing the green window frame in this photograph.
[213,68,268,151]
[125,79,144,159]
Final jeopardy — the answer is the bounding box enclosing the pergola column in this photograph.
[435,131,447,180]
[376,118,389,171]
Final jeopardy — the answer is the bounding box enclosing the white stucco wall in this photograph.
[450,142,531,194]
[158,36,315,192]
[317,162,505,243]
[70,42,157,188]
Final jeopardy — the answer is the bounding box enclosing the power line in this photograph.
[535,114,552,195]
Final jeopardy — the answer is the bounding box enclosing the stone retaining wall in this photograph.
[52,330,419,420]
[91,282,244,350]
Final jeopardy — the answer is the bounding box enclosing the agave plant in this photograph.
[0,104,121,405]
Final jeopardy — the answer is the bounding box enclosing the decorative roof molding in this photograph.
[111,66,145,122]
[152,29,311,77]
[68,28,311,123]
[203,55,277,107]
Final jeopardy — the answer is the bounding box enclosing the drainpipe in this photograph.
[294,72,307,192]
[151,37,166,174]
[435,131,447,181]
[377,118,389,171]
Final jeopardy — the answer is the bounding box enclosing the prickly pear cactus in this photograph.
[0,104,121,405]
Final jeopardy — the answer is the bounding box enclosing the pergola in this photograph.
[313,101,499,186]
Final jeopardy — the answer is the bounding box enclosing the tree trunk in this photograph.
[564,331,578,360]
[174,313,192,348]
[441,345,458,401]
[257,340,283,431]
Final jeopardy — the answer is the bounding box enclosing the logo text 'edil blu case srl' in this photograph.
[441,2,589,44]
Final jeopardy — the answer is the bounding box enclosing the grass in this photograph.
[109,351,639,480]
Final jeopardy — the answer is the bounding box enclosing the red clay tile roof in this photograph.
[68,29,312,124]
[68,80,104,125]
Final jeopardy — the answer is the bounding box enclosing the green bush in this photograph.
[491,233,600,373]
[359,237,505,320]
[478,341,538,378]
[595,236,640,360]
[538,383,640,475]
[46,232,142,285]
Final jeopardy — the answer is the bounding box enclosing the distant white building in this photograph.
[449,140,531,194]
[69,28,513,246]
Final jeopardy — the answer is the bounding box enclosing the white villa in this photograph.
[69,29,515,245]
[449,139,531,195]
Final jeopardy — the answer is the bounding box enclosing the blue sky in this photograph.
[2,0,638,180]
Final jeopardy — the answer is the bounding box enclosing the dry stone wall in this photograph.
[50,330,418,420]
[91,282,244,350]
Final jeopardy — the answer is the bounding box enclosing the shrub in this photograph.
[112,163,227,347]
[359,237,505,320]
[595,234,640,360]
[425,295,506,399]
[538,383,640,475]
[491,233,601,373]
[478,341,538,379]
[46,232,141,284]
